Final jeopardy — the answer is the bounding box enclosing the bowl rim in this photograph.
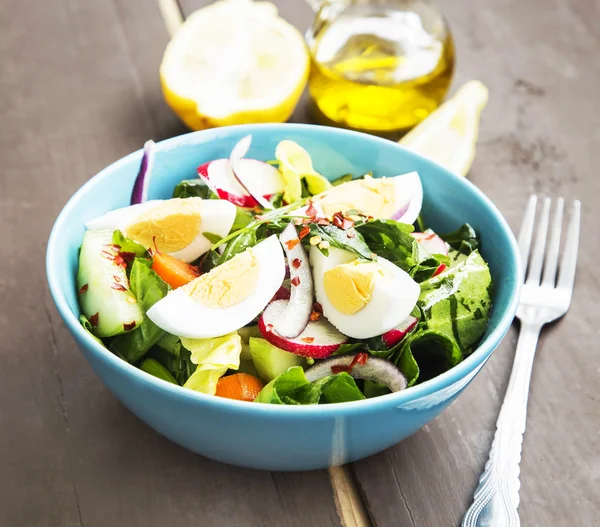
[46,123,521,416]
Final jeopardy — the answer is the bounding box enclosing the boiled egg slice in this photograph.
[314,172,423,224]
[147,235,285,339]
[310,246,420,339]
[85,197,236,263]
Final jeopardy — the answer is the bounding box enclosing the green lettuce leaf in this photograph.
[418,251,492,351]
[356,219,418,272]
[181,333,242,395]
[255,366,364,405]
[109,258,169,363]
[395,329,463,386]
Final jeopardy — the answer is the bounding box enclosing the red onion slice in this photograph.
[130,140,155,205]
[273,223,313,338]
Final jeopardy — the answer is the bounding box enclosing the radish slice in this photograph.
[259,300,348,358]
[198,159,257,208]
[305,354,407,392]
[273,224,313,338]
[131,140,155,205]
[411,229,449,260]
[381,315,419,348]
[230,135,274,210]
[390,172,423,225]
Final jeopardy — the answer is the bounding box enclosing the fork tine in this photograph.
[526,197,551,285]
[542,198,564,287]
[557,200,581,291]
[518,195,538,275]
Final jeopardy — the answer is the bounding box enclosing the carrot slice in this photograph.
[151,251,200,289]
[215,373,265,402]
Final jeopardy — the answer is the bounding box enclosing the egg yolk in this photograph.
[183,249,260,308]
[323,261,385,315]
[126,198,202,252]
[317,176,397,218]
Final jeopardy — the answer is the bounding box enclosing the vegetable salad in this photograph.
[77,137,492,404]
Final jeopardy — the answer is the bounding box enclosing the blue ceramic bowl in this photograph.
[47,124,520,471]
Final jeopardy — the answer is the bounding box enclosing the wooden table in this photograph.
[1,0,599,525]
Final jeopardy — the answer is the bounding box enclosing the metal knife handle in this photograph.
[462,323,541,527]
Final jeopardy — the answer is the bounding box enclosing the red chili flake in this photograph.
[346,231,356,239]
[349,352,369,370]
[433,263,447,277]
[316,217,330,226]
[78,284,88,294]
[293,218,304,226]
[292,258,302,269]
[341,218,355,230]
[113,275,122,283]
[291,276,301,287]
[331,365,350,374]
[89,312,99,327]
[104,243,121,251]
[298,226,311,240]
[266,323,274,332]
[309,311,321,321]
[101,250,115,260]
[118,251,135,263]
[111,283,127,291]
[313,302,323,313]
[114,255,127,269]
[285,239,300,250]
[332,212,345,229]
[305,202,318,218]
[301,337,315,343]
[123,321,136,331]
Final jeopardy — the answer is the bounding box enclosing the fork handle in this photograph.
[462,322,542,527]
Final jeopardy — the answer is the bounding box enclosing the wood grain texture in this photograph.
[0,0,340,526]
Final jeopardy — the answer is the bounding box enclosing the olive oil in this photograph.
[306,3,455,134]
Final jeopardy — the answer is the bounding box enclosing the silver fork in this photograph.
[462,196,581,527]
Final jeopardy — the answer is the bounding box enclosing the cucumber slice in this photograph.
[237,325,262,360]
[249,337,305,382]
[77,229,143,338]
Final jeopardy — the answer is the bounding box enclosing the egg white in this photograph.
[147,235,286,339]
[85,198,236,262]
[310,246,420,339]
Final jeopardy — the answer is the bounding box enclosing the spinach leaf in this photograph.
[411,254,451,283]
[148,344,195,385]
[395,329,463,386]
[268,193,285,208]
[109,258,169,363]
[218,228,259,264]
[198,249,221,273]
[140,358,177,384]
[255,366,364,404]
[439,223,479,254]
[356,219,418,272]
[112,230,149,259]
[363,380,391,398]
[307,223,374,260]
[418,251,492,351]
[172,179,218,200]
[232,207,255,231]
[414,215,427,233]
[79,315,105,346]
[202,232,224,244]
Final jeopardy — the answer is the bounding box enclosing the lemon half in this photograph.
[160,0,310,130]
[399,81,489,176]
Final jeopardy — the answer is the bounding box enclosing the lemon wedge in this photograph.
[160,0,310,130]
[275,140,332,202]
[399,81,489,176]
